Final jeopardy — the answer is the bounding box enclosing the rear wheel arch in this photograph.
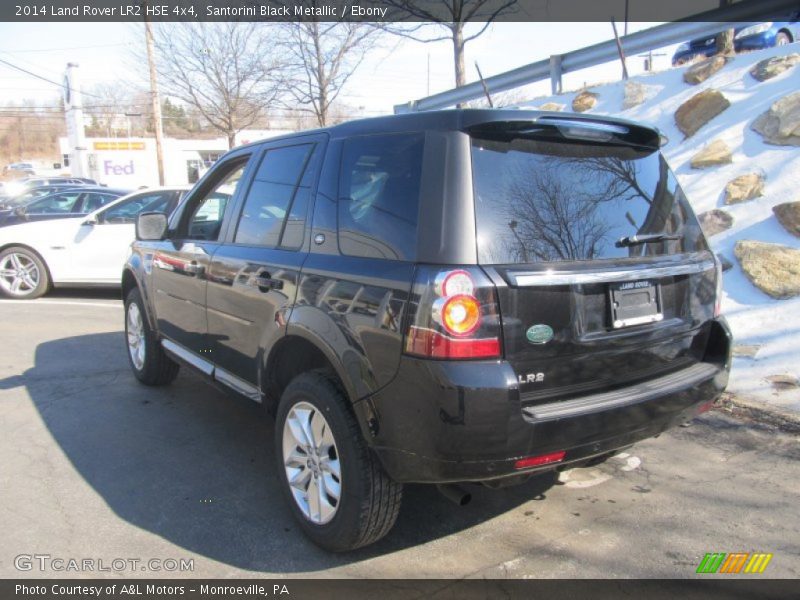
[263,334,365,427]
[260,333,373,440]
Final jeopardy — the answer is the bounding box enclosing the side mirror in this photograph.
[82,215,98,226]
[136,212,168,241]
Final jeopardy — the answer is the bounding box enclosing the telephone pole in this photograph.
[144,16,165,185]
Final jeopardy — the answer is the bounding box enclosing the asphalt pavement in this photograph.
[1,291,798,578]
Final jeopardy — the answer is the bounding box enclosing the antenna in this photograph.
[474,62,494,108]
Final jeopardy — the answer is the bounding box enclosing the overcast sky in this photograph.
[0,21,678,116]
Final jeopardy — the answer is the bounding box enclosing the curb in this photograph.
[715,392,800,434]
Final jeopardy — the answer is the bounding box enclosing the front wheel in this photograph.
[275,371,402,551]
[0,246,49,299]
[125,287,179,386]
[776,31,791,46]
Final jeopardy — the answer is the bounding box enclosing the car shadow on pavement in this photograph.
[45,288,121,301]
[15,331,559,572]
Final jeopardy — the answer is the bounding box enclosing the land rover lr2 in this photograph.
[122,110,732,551]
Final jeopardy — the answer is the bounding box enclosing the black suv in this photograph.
[122,110,732,551]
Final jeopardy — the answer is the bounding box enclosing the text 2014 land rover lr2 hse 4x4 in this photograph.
[122,110,732,551]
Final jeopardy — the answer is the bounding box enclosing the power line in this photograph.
[0,43,128,53]
[0,57,103,99]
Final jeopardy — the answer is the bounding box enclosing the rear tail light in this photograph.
[405,266,501,360]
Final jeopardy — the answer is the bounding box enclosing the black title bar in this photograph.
[2,0,799,23]
[3,579,800,600]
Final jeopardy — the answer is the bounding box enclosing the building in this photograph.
[58,130,294,188]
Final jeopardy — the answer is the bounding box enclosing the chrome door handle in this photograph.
[248,273,283,291]
[184,262,205,275]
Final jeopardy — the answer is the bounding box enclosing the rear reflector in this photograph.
[406,326,500,359]
[514,451,566,470]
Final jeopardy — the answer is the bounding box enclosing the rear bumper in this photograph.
[360,318,732,484]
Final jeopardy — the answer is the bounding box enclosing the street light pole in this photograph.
[144,14,165,186]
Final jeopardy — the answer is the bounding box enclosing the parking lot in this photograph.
[1,291,799,578]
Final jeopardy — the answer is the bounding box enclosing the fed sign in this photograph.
[104,160,135,176]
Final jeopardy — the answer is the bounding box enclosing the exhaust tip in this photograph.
[437,484,472,506]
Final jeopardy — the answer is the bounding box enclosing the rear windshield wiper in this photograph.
[616,233,681,247]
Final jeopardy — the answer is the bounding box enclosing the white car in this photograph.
[0,187,188,299]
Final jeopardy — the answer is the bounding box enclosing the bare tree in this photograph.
[280,17,380,127]
[84,82,136,137]
[151,23,284,148]
[381,0,517,88]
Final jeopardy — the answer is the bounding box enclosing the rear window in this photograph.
[471,137,707,264]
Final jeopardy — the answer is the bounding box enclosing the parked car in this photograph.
[0,187,187,298]
[0,177,100,204]
[672,19,799,65]
[120,110,732,552]
[0,186,130,228]
[2,162,35,176]
[0,184,91,210]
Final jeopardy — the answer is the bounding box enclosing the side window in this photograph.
[338,133,424,261]
[28,192,82,213]
[184,160,248,241]
[101,192,172,224]
[234,144,316,249]
[80,192,117,213]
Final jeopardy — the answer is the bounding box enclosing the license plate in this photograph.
[608,280,663,329]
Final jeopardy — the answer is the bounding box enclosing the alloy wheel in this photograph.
[0,252,40,297]
[282,401,342,524]
[126,302,146,370]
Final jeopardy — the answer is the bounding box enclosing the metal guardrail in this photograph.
[393,0,797,113]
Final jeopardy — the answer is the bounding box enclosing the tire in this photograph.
[776,31,791,46]
[0,246,50,299]
[275,371,402,552]
[124,287,179,386]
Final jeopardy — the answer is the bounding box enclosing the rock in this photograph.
[698,209,734,236]
[572,90,598,112]
[538,102,564,112]
[690,139,732,168]
[622,81,647,109]
[750,54,800,81]
[773,201,800,238]
[675,89,730,137]
[751,91,800,146]
[724,173,765,205]
[766,374,800,391]
[734,240,800,299]
[717,253,734,272]
[683,55,729,85]
[733,344,761,358]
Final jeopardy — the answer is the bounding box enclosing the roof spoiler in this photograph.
[464,115,666,150]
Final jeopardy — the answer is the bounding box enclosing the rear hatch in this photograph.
[469,118,718,408]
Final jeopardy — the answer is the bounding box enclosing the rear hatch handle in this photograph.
[508,254,715,287]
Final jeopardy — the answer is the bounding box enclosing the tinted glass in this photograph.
[27,192,82,213]
[187,162,247,240]
[80,192,117,213]
[102,191,174,223]
[338,133,424,261]
[234,144,314,248]
[471,137,707,264]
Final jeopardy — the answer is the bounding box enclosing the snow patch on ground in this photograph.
[518,44,800,412]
